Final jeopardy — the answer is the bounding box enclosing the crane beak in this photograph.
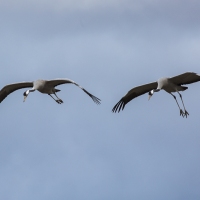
[23,96,27,102]
[148,94,152,101]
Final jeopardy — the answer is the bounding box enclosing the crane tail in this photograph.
[182,86,188,91]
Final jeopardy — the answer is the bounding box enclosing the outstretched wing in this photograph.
[112,81,157,113]
[47,78,101,104]
[169,72,200,85]
[0,82,33,103]
[46,78,75,87]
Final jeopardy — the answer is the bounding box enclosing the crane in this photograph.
[112,72,200,117]
[0,78,101,105]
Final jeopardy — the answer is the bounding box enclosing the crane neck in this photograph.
[24,88,35,96]
[154,88,161,92]
[29,88,35,92]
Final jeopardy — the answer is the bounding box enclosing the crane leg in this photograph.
[48,94,63,104]
[170,93,185,117]
[177,92,189,118]
[54,93,63,103]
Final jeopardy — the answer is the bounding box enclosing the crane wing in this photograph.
[0,82,33,103]
[112,81,157,112]
[47,79,101,104]
[46,78,75,87]
[169,72,200,85]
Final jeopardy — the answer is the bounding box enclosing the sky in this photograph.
[0,0,200,199]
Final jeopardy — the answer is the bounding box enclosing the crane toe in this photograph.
[56,99,63,104]
[184,110,189,118]
[58,99,63,103]
[180,109,185,117]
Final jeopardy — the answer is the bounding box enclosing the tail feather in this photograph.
[182,86,188,91]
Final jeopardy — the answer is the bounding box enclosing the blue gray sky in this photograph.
[1,0,200,199]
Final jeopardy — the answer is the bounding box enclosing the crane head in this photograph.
[23,90,29,102]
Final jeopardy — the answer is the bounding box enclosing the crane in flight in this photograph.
[0,78,101,105]
[112,72,200,118]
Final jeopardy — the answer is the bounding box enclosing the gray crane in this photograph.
[0,78,101,105]
[112,72,200,117]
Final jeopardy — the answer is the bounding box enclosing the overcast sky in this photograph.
[1,0,200,200]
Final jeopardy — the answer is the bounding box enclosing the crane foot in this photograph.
[56,99,63,104]
[184,110,189,118]
[180,109,185,117]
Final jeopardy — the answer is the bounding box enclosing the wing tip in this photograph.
[0,91,8,104]
[91,95,101,105]
[112,99,126,113]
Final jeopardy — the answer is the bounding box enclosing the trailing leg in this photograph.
[170,93,185,117]
[177,92,189,118]
[54,93,63,103]
[48,94,62,104]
